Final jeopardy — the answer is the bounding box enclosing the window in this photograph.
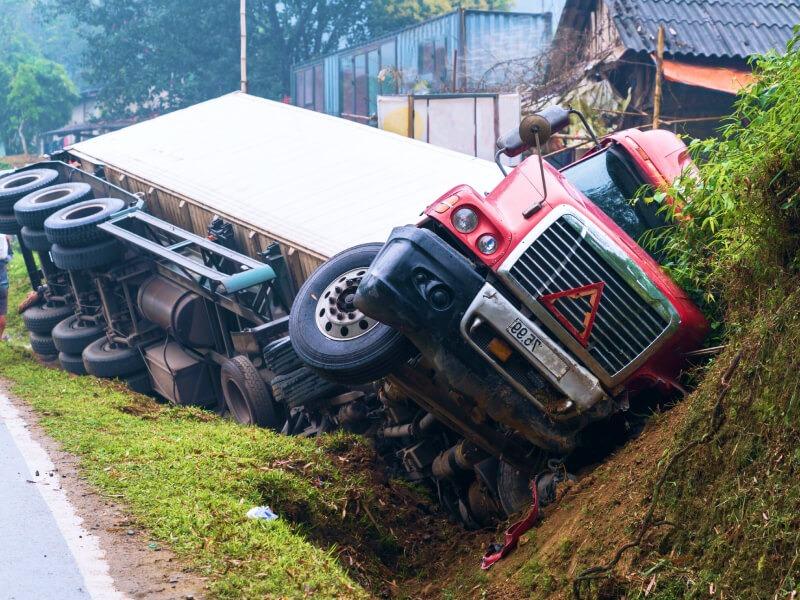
[368,50,379,115]
[561,147,663,240]
[380,41,397,94]
[294,65,324,112]
[354,54,367,117]
[340,57,354,116]
[418,39,450,91]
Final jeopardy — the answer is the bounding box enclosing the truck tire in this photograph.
[29,332,57,357]
[51,239,124,271]
[221,356,281,429]
[20,226,50,252]
[22,302,75,335]
[44,197,125,247]
[58,352,88,375]
[82,338,144,378]
[289,243,414,385]
[262,337,304,375]
[13,183,92,229]
[52,315,105,355]
[125,371,152,395]
[0,213,20,234]
[0,169,59,213]
[270,366,343,409]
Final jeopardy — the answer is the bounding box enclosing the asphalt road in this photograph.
[0,393,122,600]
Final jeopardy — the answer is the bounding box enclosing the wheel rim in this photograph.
[314,267,378,341]
[225,380,253,424]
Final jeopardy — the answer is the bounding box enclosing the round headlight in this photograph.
[477,234,498,255]
[452,207,479,234]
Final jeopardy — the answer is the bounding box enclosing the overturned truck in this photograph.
[0,93,706,528]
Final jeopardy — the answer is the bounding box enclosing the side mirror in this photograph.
[496,105,571,157]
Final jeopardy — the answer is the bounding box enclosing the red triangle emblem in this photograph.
[539,282,605,348]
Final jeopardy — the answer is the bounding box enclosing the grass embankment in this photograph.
[474,35,800,600]
[1,253,455,599]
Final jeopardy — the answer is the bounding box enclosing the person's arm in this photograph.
[0,235,8,263]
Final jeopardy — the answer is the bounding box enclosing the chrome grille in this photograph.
[507,216,669,375]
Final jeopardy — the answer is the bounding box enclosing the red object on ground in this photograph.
[481,484,540,570]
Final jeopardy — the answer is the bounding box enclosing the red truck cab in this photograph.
[292,108,708,462]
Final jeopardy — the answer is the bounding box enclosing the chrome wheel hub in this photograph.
[315,268,378,340]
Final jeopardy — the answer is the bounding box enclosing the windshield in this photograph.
[561,146,664,240]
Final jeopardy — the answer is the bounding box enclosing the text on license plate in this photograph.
[506,319,542,352]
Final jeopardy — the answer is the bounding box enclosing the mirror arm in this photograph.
[522,130,548,219]
[494,149,508,177]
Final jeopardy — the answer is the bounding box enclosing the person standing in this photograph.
[0,235,12,340]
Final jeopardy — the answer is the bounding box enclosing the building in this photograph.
[291,9,555,122]
[549,0,800,138]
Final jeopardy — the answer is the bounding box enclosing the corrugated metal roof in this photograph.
[607,0,800,59]
[68,93,504,259]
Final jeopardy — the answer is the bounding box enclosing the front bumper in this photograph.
[460,284,607,413]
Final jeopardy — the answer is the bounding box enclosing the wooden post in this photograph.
[652,24,665,129]
[240,0,248,93]
[452,49,458,93]
[406,94,414,138]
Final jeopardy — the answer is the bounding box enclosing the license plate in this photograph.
[505,318,569,379]
[506,318,542,353]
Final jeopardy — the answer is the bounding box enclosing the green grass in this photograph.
[0,343,373,599]
[1,249,383,598]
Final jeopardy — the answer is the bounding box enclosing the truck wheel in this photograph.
[289,243,414,385]
[44,197,125,247]
[0,213,20,235]
[58,352,88,375]
[221,356,282,429]
[125,371,152,395]
[52,315,105,355]
[496,459,548,517]
[13,183,92,229]
[0,169,59,213]
[29,332,57,357]
[22,302,75,335]
[51,239,124,271]
[270,366,343,409]
[262,337,304,375]
[82,338,144,378]
[20,227,50,253]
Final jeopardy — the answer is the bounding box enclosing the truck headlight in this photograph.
[452,207,478,233]
[477,234,498,255]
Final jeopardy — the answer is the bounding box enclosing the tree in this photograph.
[6,58,78,155]
[38,0,511,117]
[366,0,511,38]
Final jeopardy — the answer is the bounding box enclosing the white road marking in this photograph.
[0,393,127,600]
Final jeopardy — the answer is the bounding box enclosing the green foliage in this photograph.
[6,58,78,154]
[642,34,800,322]
[365,0,511,38]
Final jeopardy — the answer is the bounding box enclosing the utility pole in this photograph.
[652,24,665,129]
[240,0,248,93]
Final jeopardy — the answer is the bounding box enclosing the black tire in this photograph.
[125,371,152,394]
[0,213,20,234]
[220,356,282,428]
[82,337,144,378]
[289,244,414,385]
[0,169,59,213]
[22,302,75,335]
[58,352,88,375]
[44,197,125,247]
[13,183,93,229]
[270,366,343,409]
[51,239,124,271]
[52,314,106,355]
[496,459,546,517]
[29,332,57,356]
[20,226,50,252]
[263,337,304,375]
